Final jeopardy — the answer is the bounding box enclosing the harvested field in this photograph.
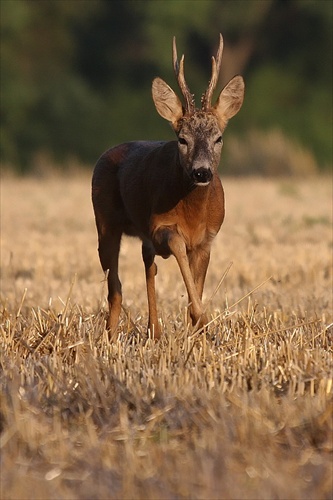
[1,173,332,499]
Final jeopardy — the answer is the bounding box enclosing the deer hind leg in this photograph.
[98,231,122,338]
[142,240,160,339]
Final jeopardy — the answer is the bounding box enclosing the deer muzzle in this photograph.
[191,167,213,185]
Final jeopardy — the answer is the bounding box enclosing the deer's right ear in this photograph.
[152,77,183,125]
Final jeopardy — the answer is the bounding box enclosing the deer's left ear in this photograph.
[213,76,245,129]
[152,77,183,126]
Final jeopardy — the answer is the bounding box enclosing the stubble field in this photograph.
[0,173,332,499]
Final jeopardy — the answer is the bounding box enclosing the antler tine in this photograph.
[172,36,195,114]
[201,33,224,110]
[172,36,179,76]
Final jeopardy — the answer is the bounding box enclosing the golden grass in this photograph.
[1,173,332,499]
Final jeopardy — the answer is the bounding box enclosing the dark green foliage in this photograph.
[0,0,331,172]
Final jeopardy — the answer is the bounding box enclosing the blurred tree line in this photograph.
[1,0,332,173]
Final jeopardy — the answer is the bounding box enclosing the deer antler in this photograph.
[173,37,195,114]
[201,34,224,111]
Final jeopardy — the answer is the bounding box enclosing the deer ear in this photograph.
[213,75,244,129]
[152,77,183,125]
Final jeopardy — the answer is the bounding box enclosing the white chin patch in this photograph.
[195,181,210,187]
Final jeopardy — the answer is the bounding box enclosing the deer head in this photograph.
[152,34,245,186]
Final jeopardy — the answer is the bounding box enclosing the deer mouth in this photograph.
[191,167,213,186]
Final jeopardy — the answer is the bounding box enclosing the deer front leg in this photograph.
[142,241,160,339]
[157,230,207,329]
[188,245,211,300]
[187,245,210,325]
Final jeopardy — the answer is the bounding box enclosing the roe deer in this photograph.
[92,34,244,339]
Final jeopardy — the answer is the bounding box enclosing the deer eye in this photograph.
[215,136,223,144]
[178,137,188,146]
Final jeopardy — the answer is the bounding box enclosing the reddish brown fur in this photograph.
[92,35,244,339]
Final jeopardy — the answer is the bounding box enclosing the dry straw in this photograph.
[0,174,332,499]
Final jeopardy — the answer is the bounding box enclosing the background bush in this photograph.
[0,0,332,173]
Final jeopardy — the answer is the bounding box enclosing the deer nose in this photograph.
[191,167,213,185]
